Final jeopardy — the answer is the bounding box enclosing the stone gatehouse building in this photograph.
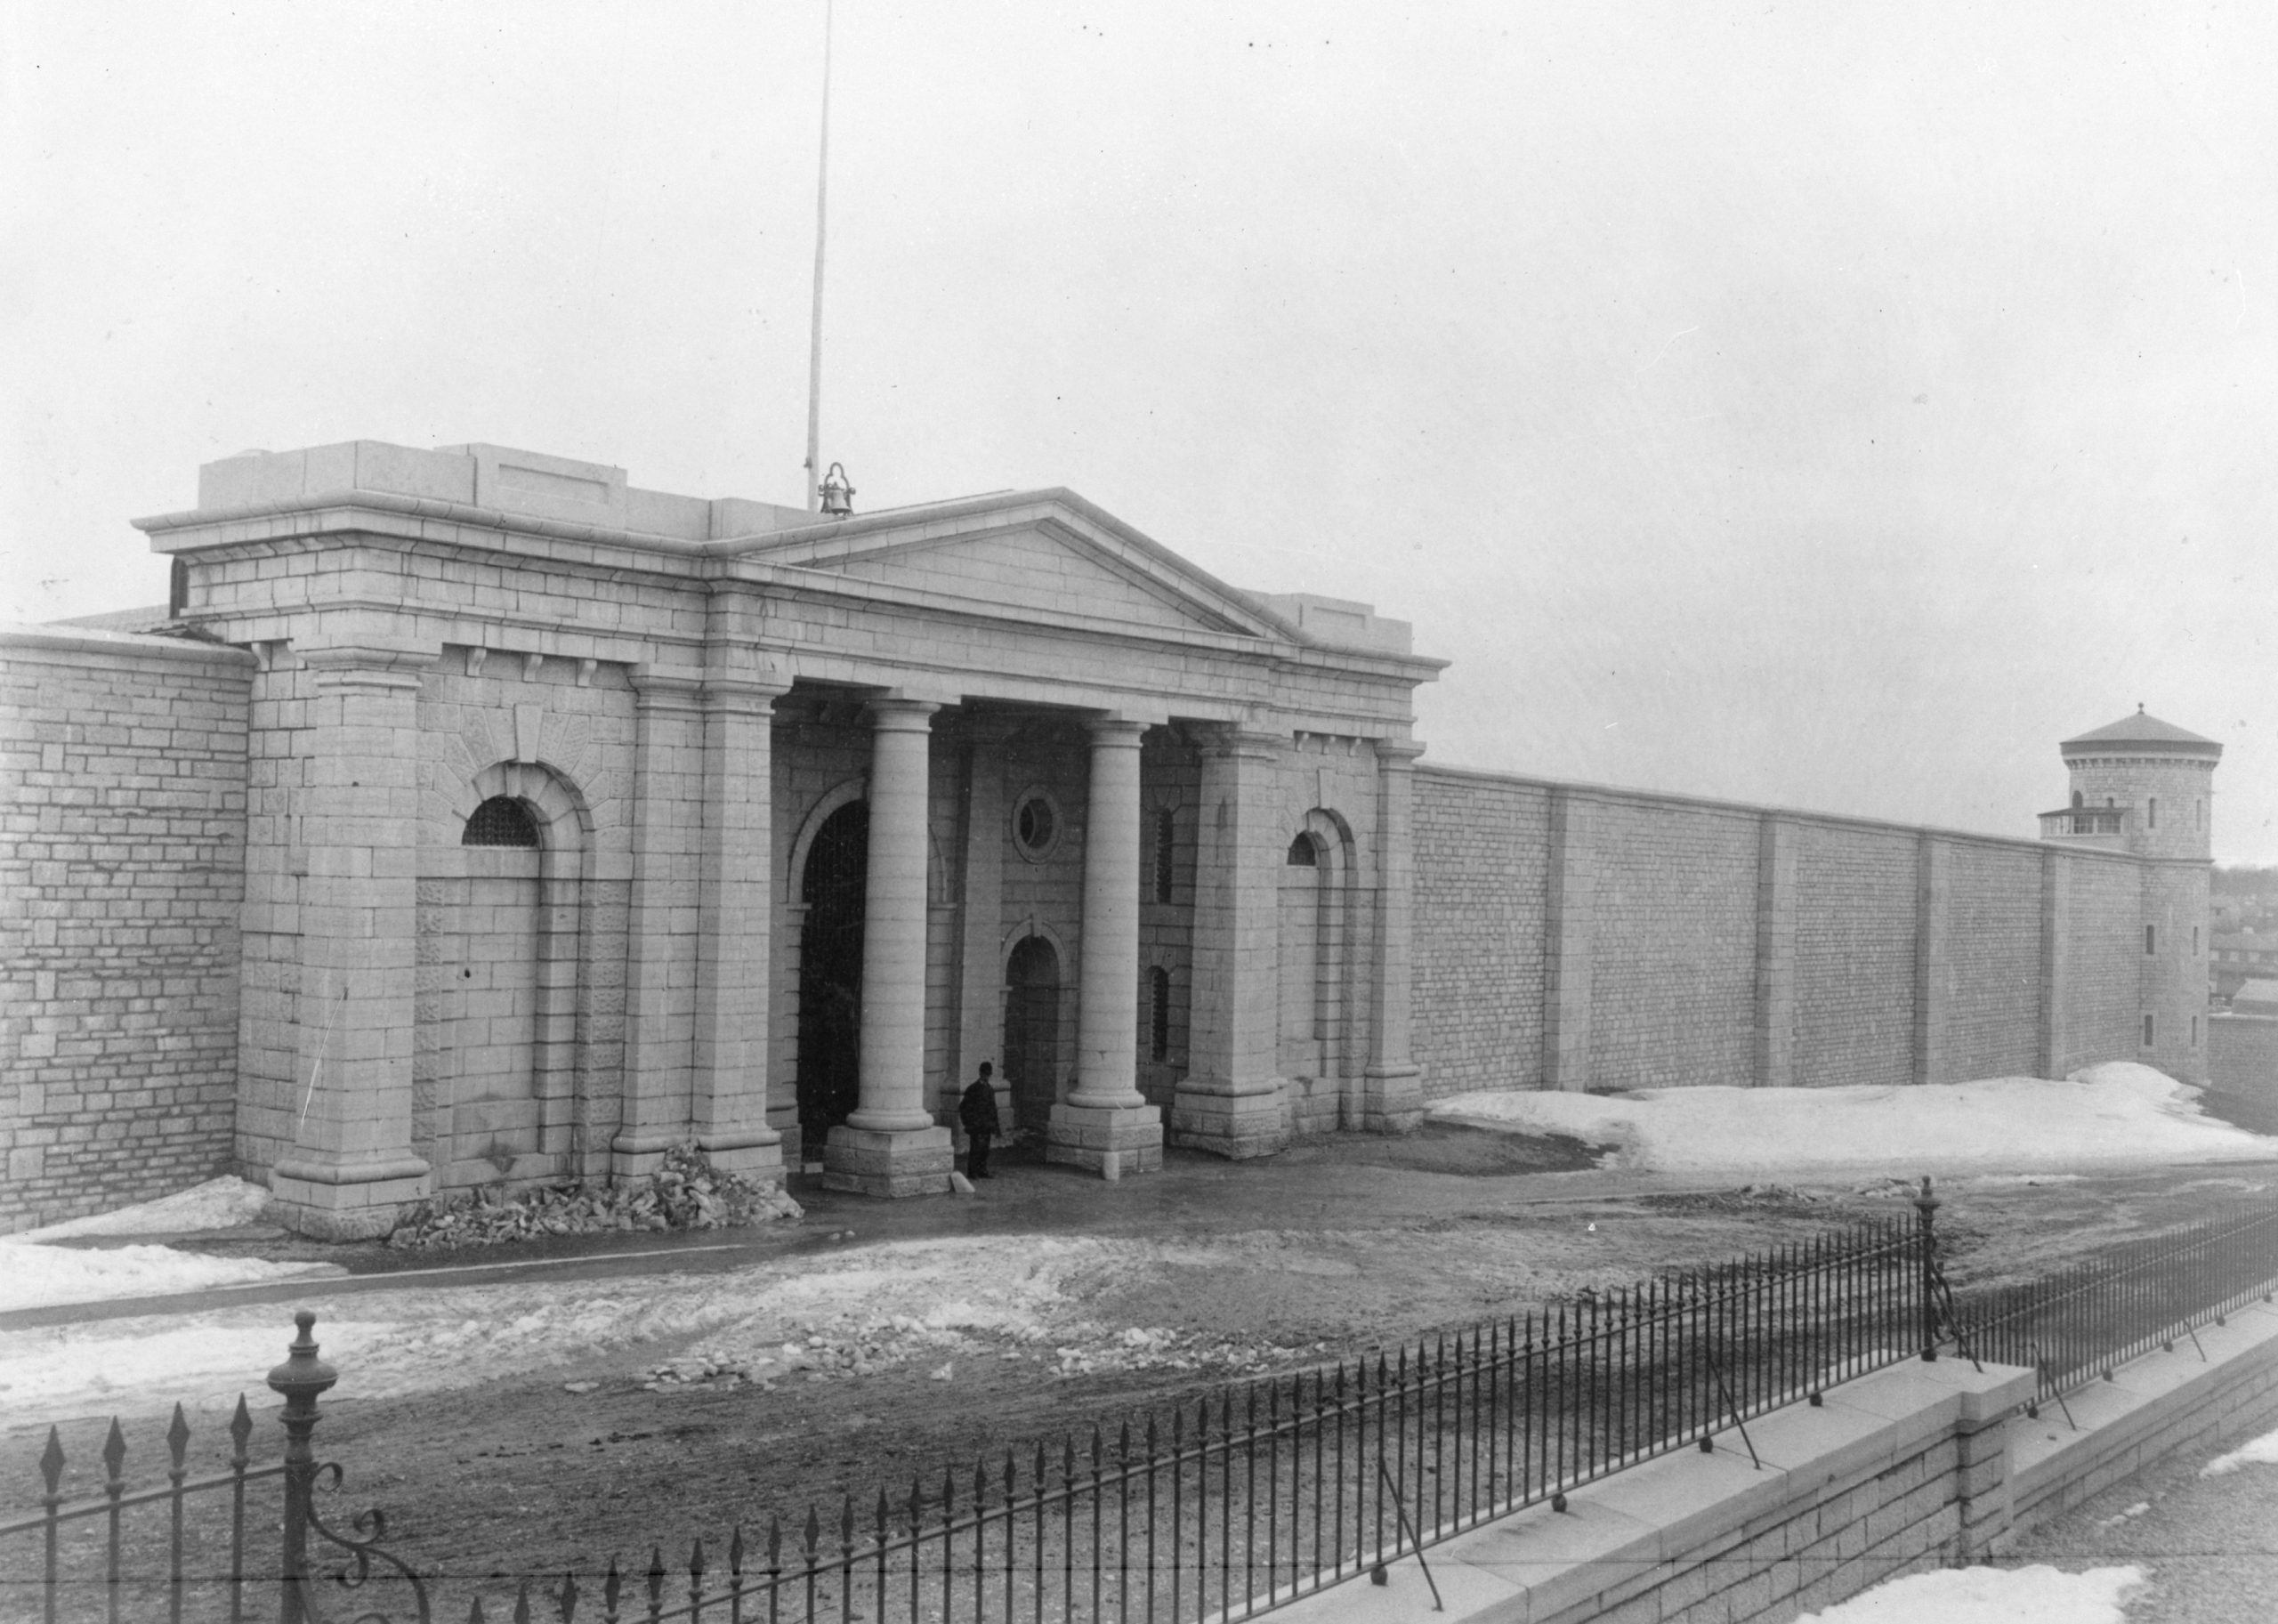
[0,440,2221,1235]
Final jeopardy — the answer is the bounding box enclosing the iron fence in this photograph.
[10,1213,1935,1624]
[1956,1190,2278,1402]
[25,1187,2278,1623]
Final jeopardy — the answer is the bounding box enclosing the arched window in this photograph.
[463,796,539,848]
[1286,834,1317,867]
[1149,966,1171,1062]
[2072,790,2083,809]
[2149,796,2159,830]
[1153,807,1175,903]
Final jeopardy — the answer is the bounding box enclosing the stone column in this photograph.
[615,670,705,1176]
[1753,815,1798,1088]
[1051,717,1165,1176]
[1543,788,1596,1092]
[691,654,790,1183]
[1914,836,1953,1086]
[1175,723,1290,1157]
[268,639,437,1239]
[826,697,953,1195]
[1357,739,1426,1131]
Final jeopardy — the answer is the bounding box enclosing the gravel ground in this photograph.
[1999,1430,2278,1622]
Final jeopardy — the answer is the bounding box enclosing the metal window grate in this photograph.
[462,796,539,848]
[1154,807,1176,902]
[1286,834,1317,867]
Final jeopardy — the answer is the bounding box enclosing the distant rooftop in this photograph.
[2060,707,2221,755]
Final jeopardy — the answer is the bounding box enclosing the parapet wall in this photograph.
[0,626,254,1232]
[1413,764,2173,1098]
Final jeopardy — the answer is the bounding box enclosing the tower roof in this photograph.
[2060,707,2221,756]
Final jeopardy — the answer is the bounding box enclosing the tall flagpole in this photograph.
[804,0,835,511]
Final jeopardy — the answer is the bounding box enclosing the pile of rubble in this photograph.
[386,1143,802,1250]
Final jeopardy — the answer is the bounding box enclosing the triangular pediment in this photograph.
[739,494,1296,642]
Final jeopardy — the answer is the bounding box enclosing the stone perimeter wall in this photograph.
[1,628,254,1232]
[1413,764,2159,1099]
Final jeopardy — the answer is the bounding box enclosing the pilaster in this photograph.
[1753,814,1797,1088]
[1357,739,1426,1131]
[1175,723,1290,1158]
[1914,835,1953,1086]
[2038,848,2071,1077]
[954,715,1015,1128]
[1543,788,1596,1093]
[267,638,439,1239]
[691,634,790,1183]
[615,668,705,1176]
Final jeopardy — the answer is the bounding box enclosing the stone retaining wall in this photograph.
[1413,764,2175,1098]
[1,626,254,1232]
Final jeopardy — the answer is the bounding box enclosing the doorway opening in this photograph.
[1002,934,1062,1134]
[796,799,868,1150]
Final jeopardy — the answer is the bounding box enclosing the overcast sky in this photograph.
[6,2,2274,861]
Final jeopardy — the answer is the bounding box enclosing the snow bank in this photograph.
[2200,1419,2278,1476]
[1795,1563,2145,1622]
[0,1241,344,1313]
[0,1235,1304,1423]
[12,1176,272,1240]
[1429,1063,2278,1176]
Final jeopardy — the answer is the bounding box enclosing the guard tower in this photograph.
[2041,707,2220,1082]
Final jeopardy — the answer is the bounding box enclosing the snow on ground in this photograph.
[2199,1419,2278,1476]
[0,1235,1312,1426]
[13,1176,273,1240]
[1794,1563,2145,1622]
[1431,1063,2278,1176]
[0,1240,344,1313]
[0,1176,336,1313]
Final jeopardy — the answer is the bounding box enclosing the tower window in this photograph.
[2193,926,2201,956]
[2197,798,2204,829]
[1153,807,1175,903]
[2148,796,2159,829]
[1286,835,1318,867]
[2142,1014,2155,1046]
[1149,966,1171,1062]
[462,796,539,848]
[2145,925,2157,956]
[2192,1015,2201,1048]
[2072,790,2083,809]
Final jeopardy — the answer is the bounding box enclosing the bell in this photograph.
[819,461,855,518]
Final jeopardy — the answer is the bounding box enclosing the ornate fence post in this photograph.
[1912,1177,1941,1362]
[267,1311,339,1624]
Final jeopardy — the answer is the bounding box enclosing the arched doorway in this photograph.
[1003,934,1062,1133]
[796,799,869,1150]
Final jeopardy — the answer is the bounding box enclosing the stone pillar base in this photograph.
[610,1133,681,1182]
[1046,1101,1164,1178]
[822,1124,954,1198]
[269,1156,432,1241]
[697,1130,787,1187]
[1170,1077,1290,1159]
[1353,1063,1426,1134]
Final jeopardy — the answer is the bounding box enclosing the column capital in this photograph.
[297,639,440,690]
[1193,722,1288,761]
[1371,738,1427,767]
[867,695,941,730]
[1084,715,1149,747]
[702,675,793,715]
[628,665,706,707]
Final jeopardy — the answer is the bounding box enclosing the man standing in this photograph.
[958,1061,1001,1179]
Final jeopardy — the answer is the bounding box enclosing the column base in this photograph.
[610,1131,681,1182]
[1046,1101,1164,1178]
[697,1128,786,1186]
[1170,1075,1290,1159]
[269,1155,432,1240]
[1353,1063,1427,1134]
[822,1124,954,1198]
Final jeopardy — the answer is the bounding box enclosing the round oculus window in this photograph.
[1012,791,1061,860]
